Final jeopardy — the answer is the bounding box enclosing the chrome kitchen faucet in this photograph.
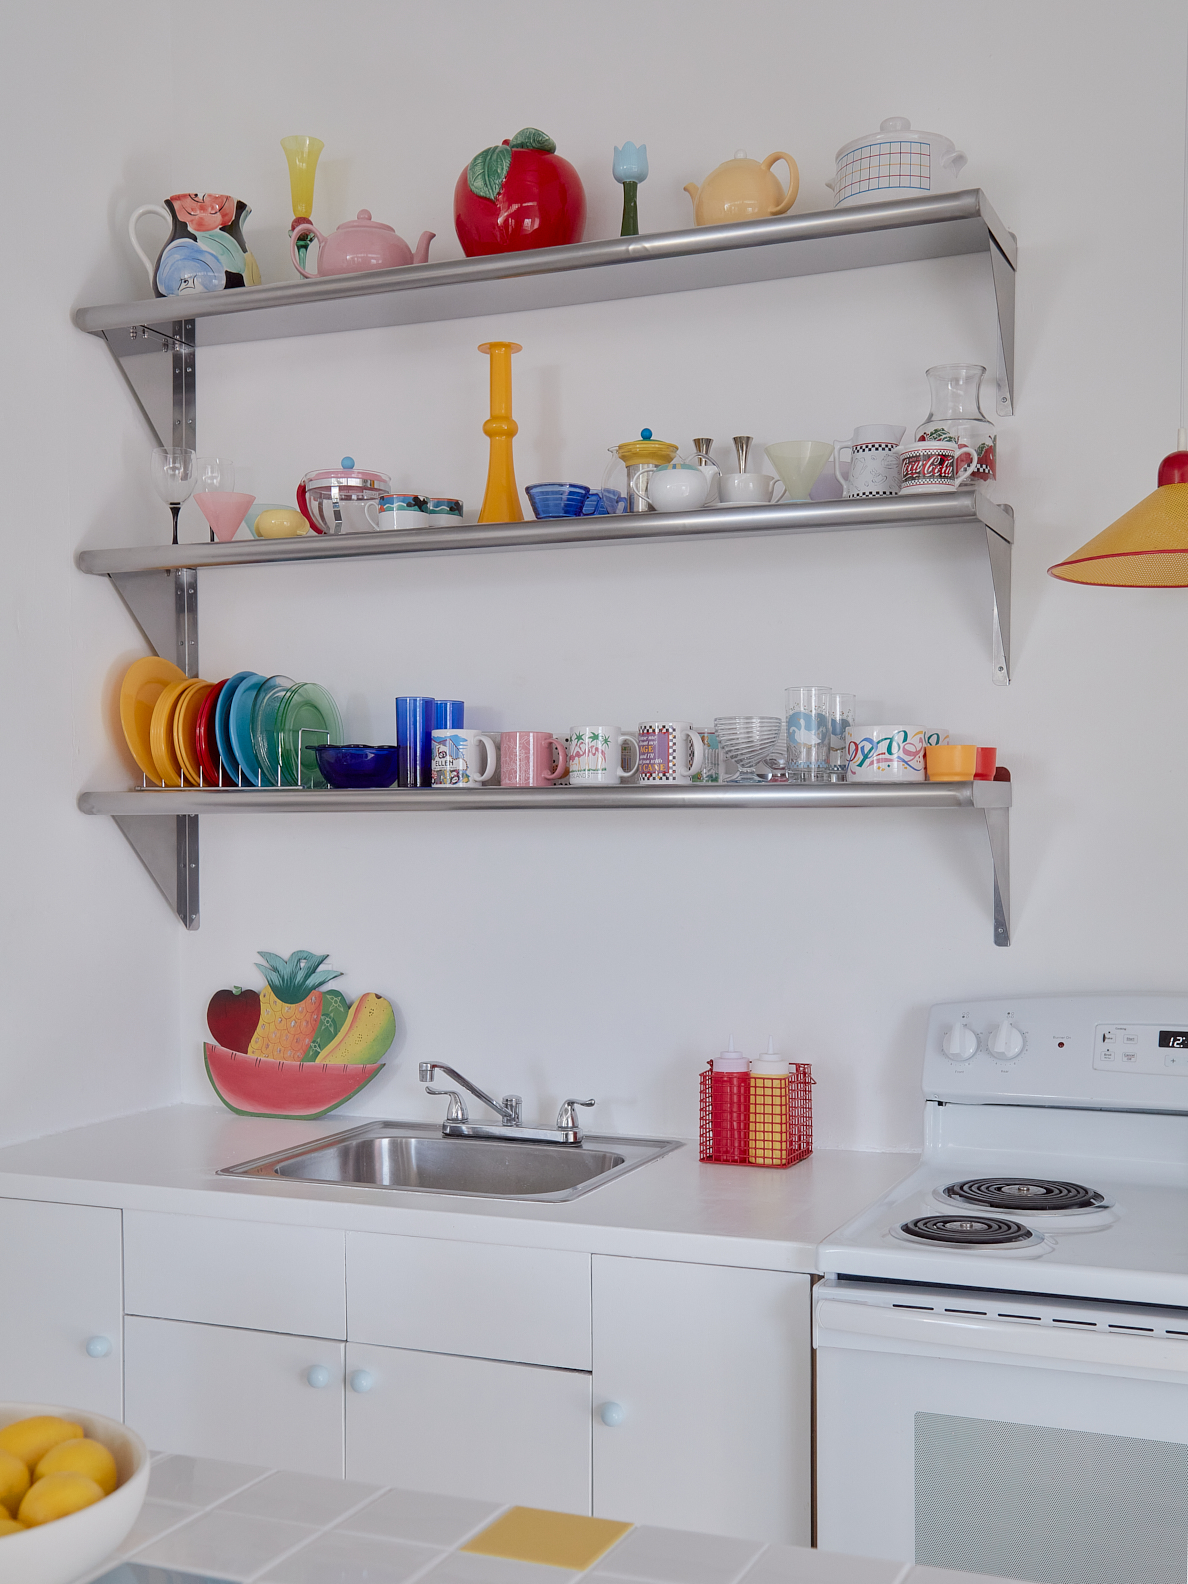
[419,1061,595,1145]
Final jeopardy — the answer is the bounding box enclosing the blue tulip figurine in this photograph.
[613,143,648,237]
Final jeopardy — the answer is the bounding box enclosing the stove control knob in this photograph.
[941,1024,979,1060]
[988,1020,1026,1059]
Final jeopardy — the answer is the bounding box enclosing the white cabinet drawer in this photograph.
[346,1341,591,1513]
[125,1315,344,1477]
[124,1211,345,1339]
[0,1198,122,1418]
[347,1232,590,1369]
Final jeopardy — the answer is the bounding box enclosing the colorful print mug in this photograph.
[899,440,977,493]
[568,727,640,785]
[846,724,926,781]
[430,728,498,787]
[638,721,705,784]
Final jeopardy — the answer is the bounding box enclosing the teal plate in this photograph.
[279,682,344,787]
[228,674,267,785]
[251,675,297,786]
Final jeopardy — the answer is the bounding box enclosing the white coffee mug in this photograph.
[899,440,977,493]
[834,431,905,498]
[631,466,710,513]
[431,728,498,787]
[717,472,786,506]
[846,724,925,781]
[568,726,641,785]
[638,721,705,784]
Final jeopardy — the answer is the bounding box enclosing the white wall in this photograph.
[13,0,1188,1151]
[0,3,180,1145]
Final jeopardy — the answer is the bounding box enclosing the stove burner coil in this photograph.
[942,1178,1104,1212]
[899,1214,1036,1246]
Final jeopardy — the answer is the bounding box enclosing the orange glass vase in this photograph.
[477,341,523,524]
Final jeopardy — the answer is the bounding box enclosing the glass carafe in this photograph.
[914,364,995,486]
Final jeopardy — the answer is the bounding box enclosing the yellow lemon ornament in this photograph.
[0,1416,84,1471]
[35,1438,118,1496]
[0,1515,26,1536]
[18,1471,105,1526]
[0,1447,30,1514]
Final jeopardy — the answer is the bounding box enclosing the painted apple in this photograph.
[454,127,586,257]
[206,985,261,1052]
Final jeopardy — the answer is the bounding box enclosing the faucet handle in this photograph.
[426,1085,468,1122]
[501,1095,523,1127]
[556,1097,596,1130]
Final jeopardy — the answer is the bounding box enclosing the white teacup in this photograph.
[718,472,786,506]
[631,466,710,513]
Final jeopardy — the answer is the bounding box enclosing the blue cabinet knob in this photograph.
[306,1365,331,1389]
[599,1401,625,1426]
[86,1336,112,1358]
[349,1369,373,1394]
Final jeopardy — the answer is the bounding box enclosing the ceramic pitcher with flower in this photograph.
[129,193,262,297]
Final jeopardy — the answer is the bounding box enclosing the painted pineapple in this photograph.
[248,950,342,1062]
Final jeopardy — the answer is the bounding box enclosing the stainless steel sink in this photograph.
[219,1121,681,1202]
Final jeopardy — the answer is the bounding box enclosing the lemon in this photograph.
[0,1448,29,1515]
[0,1516,26,1536]
[0,1417,84,1471]
[18,1471,104,1527]
[35,1438,117,1496]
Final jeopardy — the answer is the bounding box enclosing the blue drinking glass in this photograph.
[396,696,436,787]
[434,700,465,729]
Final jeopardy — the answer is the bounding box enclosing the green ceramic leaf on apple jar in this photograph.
[509,127,557,153]
[467,144,513,201]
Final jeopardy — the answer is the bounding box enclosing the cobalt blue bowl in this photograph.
[525,482,591,519]
[314,743,400,789]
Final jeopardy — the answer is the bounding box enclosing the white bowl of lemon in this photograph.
[0,1403,148,1584]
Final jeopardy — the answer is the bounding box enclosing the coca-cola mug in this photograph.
[899,440,977,493]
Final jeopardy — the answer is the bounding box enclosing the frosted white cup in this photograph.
[718,472,786,505]
[631,466,710,513]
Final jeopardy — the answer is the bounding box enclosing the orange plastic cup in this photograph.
[926,744,977,781]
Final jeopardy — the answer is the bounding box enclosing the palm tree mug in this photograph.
[568,727,640,785]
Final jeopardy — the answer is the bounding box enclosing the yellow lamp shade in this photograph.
[1049,482,1188,585]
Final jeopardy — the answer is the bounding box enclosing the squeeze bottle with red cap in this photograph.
[711,1036,750,1163]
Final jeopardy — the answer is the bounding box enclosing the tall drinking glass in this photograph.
[830,692,856,782]
[785,686,832,783]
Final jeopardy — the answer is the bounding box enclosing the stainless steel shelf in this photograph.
[78,492,1014,686]
[75,189,1016,415]
[78,779,1011,946]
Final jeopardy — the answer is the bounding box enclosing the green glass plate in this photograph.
[278,682,344,787]
[251,676,297,786]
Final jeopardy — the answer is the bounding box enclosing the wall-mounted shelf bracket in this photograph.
[112,812,199,930]
[110,567,198,676]
[975,782,1011,945]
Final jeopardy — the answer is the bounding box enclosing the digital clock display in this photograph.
[1159,1031,1188,1049]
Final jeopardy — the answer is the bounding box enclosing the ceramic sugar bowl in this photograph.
[291,211,435,277]
[684,151,800,226]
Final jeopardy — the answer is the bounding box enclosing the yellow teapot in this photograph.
[684,150,800,227]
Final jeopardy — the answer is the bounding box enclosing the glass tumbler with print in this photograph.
[829,693,855,782]
[785,686,832,783]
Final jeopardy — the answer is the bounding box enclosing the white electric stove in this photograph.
[815,995,1188,1584]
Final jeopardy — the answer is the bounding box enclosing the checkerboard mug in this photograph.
[638,721,704,784]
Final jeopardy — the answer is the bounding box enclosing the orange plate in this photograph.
[173,679,213,786]
[119,657,187,780]
[150,678,197,786]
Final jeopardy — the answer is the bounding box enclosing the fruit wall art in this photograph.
[204,948,396,1119]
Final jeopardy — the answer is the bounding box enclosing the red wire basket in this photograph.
[699,1063,813,1168]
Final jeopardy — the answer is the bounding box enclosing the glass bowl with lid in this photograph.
[297,456,391,534]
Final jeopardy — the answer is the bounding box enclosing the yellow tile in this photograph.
[462,1506,633,1570]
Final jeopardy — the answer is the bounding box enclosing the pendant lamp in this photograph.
[1049,45,1188,586]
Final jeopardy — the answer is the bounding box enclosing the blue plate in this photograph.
[214,671,258,784]
[228,673,267,786]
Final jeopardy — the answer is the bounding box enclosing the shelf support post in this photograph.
[986,524,1011,687]
[989,236,1016,417]
[973,783,1011,947]
[110,568,198,676]
[113,813,200,930]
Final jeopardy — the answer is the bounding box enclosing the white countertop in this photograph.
[0,1104,915,1270]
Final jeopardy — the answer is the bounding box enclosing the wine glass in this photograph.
[281,136,324,272]
[150,447,196,545]
[195,458,234,540]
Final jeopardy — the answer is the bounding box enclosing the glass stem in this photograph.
[620,182,639,238]
[170,503,180,546]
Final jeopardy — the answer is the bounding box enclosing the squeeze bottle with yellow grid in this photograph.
[748,1037,790,1166]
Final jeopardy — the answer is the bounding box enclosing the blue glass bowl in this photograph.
[581,488,626,516]
[314,743,400,789]
[526,482,591,519]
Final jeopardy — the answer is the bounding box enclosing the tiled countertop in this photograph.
[83,1454,1010,1584]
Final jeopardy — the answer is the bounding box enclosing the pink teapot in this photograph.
[290,210,434,277]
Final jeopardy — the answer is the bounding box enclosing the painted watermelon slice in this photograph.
[204,1041,384,1119]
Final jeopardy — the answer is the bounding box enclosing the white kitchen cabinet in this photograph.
[345,1341,591,1513]
[0,1198,122,1418]
[125,1211,345,1338]
[347,1231,590,1368]
[124,1315,344,1476]
[591,1255,811,1544]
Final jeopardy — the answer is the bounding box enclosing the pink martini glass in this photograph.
[195,491,255,543]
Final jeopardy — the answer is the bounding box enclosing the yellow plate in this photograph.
[119,657,187,780]
[173,679,213,786]
[150,678,196,786]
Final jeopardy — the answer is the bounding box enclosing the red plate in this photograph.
[195,678,227,785]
